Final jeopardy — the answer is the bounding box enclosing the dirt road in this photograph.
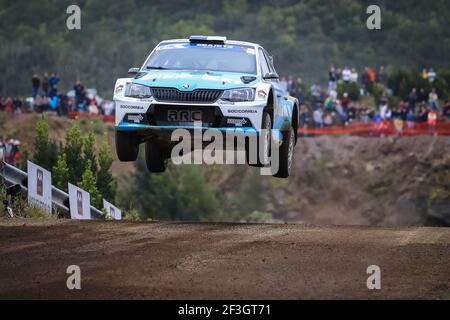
[0,219,449,299]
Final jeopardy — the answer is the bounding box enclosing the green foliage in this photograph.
[337,80,360,101]
[83,129,98,175]
[371,82,386,105]
[97,139,116,202]
[52,153,70,192]
[118,156,220,221]
[388,68,450,100]
[2,1,450,97]
[18,143,29,172]
[64,121,84,184]
[78,160,102,208]
[32,116,58,171]
[123,208,141,221]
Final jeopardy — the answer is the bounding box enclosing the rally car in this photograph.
[113,36,299,178]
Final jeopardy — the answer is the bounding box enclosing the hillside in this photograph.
[2,0,450,96]
[0,113,134,183]
[2,113,449,227]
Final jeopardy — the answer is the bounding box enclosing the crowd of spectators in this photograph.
[1,69,449,134]
[282,65,450,131]
[0,73,114,118]
[0,137,21,166]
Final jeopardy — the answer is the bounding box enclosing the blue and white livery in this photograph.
[113,36,299,178]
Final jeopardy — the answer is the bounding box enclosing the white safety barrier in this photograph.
[1,161,104,219]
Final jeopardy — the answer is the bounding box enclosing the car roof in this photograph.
[159,38,260,48]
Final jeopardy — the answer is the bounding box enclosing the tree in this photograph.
[64,121,84,184]
[78,160,102,208]
[97,139,116,202]
[117,156,220,221]
[33,116,58,171]
[52,154,70,192]
[83,129,98,175]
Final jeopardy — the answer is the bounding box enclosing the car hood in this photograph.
[132,70,257,91]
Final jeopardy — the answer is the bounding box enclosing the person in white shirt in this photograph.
[429,88,439,110]
[342,67,351,82]
[380,101,391,120]
[350,68,358,82]
[313,108,324,128]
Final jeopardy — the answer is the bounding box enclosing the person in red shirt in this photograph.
[428,109,438,135]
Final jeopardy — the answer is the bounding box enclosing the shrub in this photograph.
[337,80,360,101]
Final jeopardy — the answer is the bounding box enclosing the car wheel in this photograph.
[145,140,168,173]
[115,130,139,162]
[273,126,295,178]
[247,112,271,167]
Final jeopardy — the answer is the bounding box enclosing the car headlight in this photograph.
[125,83,152,98]
[220,88,255,102]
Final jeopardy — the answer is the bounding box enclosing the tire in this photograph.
[247,112,271,167]
[145,139,168,173]
[115,130,139,162]
[273,126,295,178]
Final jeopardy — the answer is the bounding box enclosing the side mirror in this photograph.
[263,72,279,80]
[128,67,140,75]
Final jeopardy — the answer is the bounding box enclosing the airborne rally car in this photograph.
[113,36,299,178]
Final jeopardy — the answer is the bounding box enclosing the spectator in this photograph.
[31,74,40,98]
[342,66,351,83]
[49,73,60,89]
[380,100,391,120]
[361,67,371,95]
[376,66,386,84]
[12,97,23,114]
[428,88,439,110]
[347,103,357,123]
[42,73,49,97]
[299,104,311,126]
[294,87,305,106]
[341,92,350,108]
[49,85,58,99]
[336,68,342,81]
[398,101,408,120]
[41,97,51,112]
[417,103,429,123]
[287,76,294,94]
[328,64,337,92]
[313,107,324,128]
[421,68,428,80]
[0,97,4,112]
[406,109,415,129]
[428,68,437,83]
[310,83,321,110]
[59,93,69,116]
[50,94,59,112]
[428,108,438,135]
[408,88,418,113]
[324,96,334,112]
[88,101,99,115]
[443,101,450,118]
[335,99,347,124]
[418,88,427,104]
[350,68,358,83]
[4,98,13,113]
[368,67,376,83]
[74,80,85,109]
[323,111,333,126]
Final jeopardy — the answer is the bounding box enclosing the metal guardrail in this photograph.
[0,161,103,219]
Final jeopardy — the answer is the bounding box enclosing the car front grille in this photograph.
[150,87,223,103]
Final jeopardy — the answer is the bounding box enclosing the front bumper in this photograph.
[114,98,266,135]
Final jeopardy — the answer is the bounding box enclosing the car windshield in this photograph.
[144,42,257,74]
